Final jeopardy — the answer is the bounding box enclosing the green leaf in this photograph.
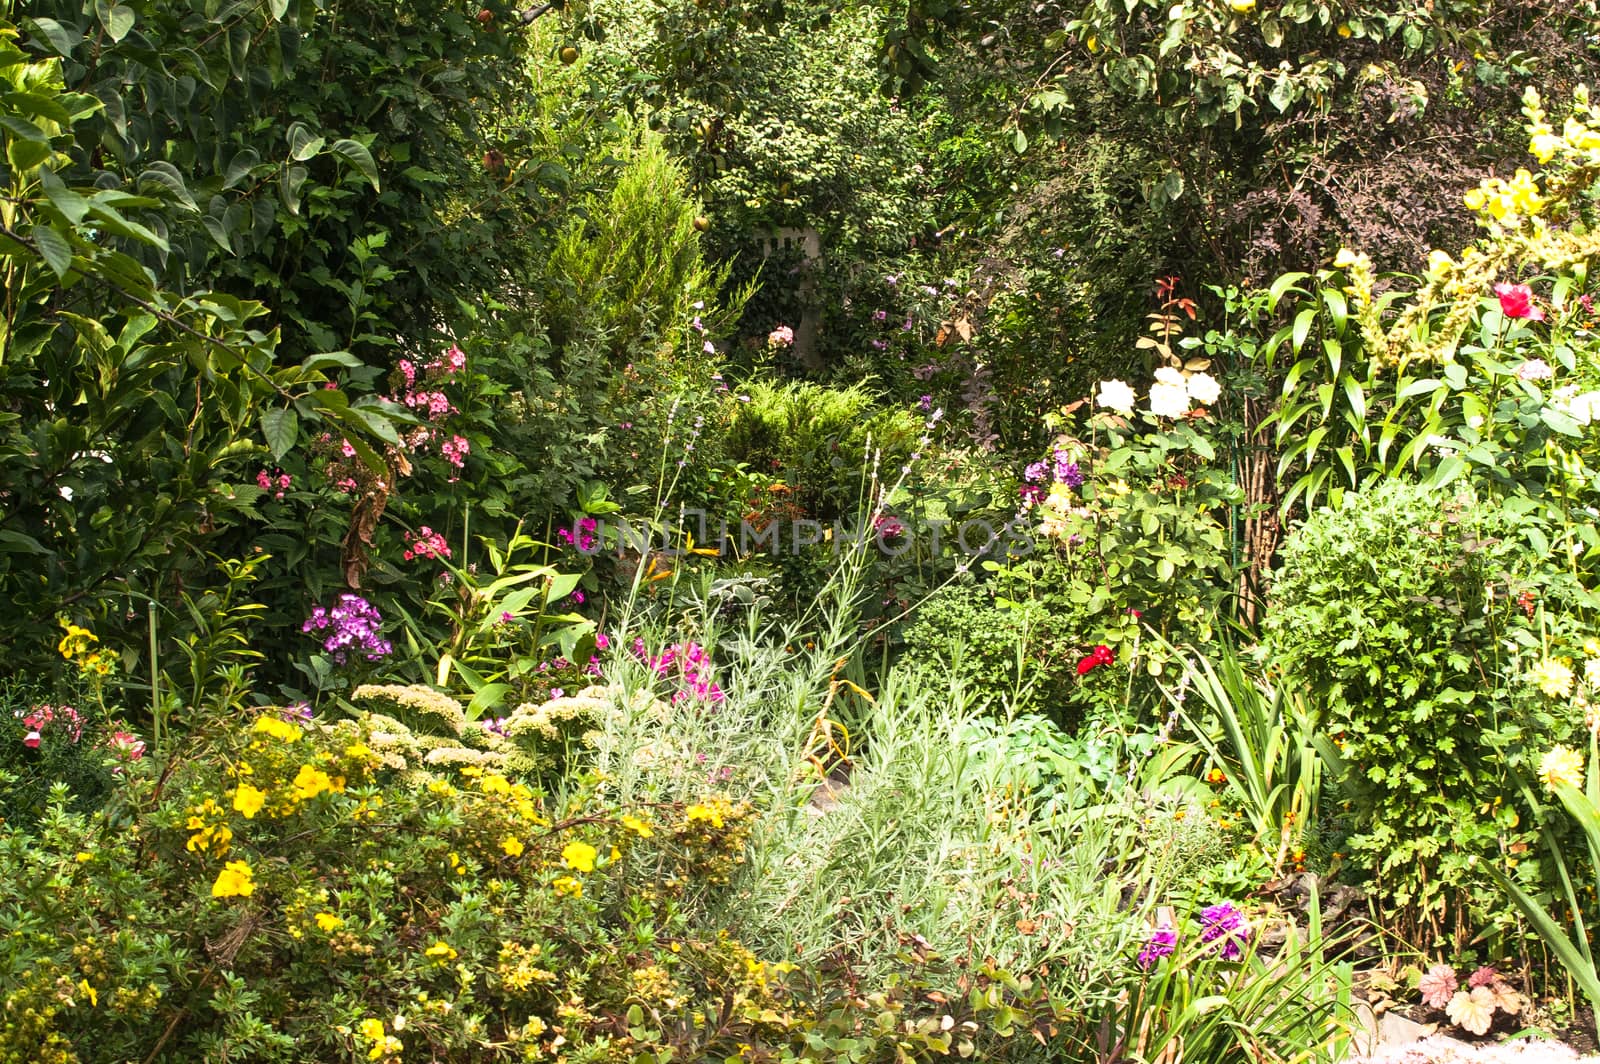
[287,123,325,162]
[332,139,381,191]
[24,17,82,57]
[101,3,136,41]
[1011,127,1027,153]
[279,164,308,214]
[40,170,90,225]
[1541,405,1582,438]
[31,225,72,279]
[261,407,299,461]
[224,148,262,190]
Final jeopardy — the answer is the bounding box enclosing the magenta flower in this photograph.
[1138,924,1177,969]
[1494,283,1545,322]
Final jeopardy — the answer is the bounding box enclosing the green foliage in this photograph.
[723,379,920,520]
[1490,731,1600,1041]
[900,579,1080,720]
[1160,638,1323,878]
[1265,480,1575,945]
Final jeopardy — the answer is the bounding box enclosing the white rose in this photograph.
[1153,366,1186,388]
[1147,382,1189,419]
[1568,390,1600,426]
[1186,371,1222,405]
[1096,379,1136,415]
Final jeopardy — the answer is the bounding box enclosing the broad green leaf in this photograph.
[24,17,81,56]
[287,123,325,162]
[31,224,72,278]
[224,148,262,189]
[332,139,380,190]
[40,169,90,224]
[279,164,308,214]
[261,407,298,460]
[102,3,136,41]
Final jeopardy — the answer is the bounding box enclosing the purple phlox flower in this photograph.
[1138,924,1178,969]
[282,702,313,724]
[917,394,933,412]
[873,309,888,323]
[1024,461,1048,484]
[871,339,887,350]
[303,594,392,664]
[1199,901,1250,961]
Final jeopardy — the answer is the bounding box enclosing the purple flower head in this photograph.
[871,339,887,350]
[1024,461,1048,484]
[1200,901,1250,960]
[282,702,313,724]
[1138,924,1178,969]
[1052,450,1083,487]
[918,394,933,412]
[873,310,888,323]
[303,594,392,665]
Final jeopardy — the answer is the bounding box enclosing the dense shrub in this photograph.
[1266,480,1583,948]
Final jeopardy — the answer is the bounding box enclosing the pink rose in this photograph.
[23,730,41,749]
[1494,283,1545,322]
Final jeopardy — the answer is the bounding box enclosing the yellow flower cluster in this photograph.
[358,1018,403,1061]
[186,799,233,855]
[58,620,113,676]
[1463,169,1545,224]
[211,859,254,899]
[1524,85,1600,168]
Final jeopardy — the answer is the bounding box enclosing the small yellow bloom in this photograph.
[211,859,255,899]
[252,716,302,743]
[620,814,654,838]
[685,803,724,829]
[1336,23,1351,37]
[75,852,92,863]
[1541,745,1585,790]
[1425,249,1454,279]
[359,1019,386,1042]
[291,764,342,801]
[1227,0,1254,11]
[501,835,524,857]
[552,875,583,897]
[77,980,96,1007]
[313,911,344,932]
[424,940,458,963]
[561,840,597,872]
[232,783,267,819]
